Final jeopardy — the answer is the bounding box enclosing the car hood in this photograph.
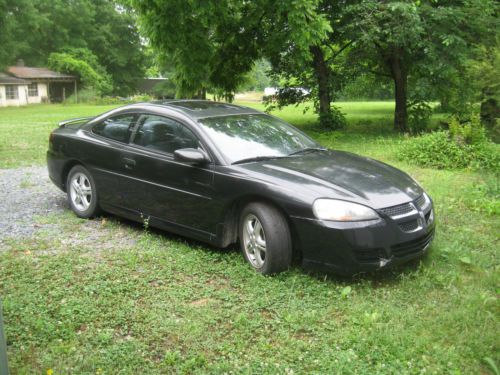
[237,150,423,209]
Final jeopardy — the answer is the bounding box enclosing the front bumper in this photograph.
[292,206,435,275]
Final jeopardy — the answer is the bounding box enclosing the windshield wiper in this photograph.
[232,155,286,165]
[288,147,327,156]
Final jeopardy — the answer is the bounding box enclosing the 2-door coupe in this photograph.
[47,100,435,275]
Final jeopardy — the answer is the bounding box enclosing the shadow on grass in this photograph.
[97,210,432,288]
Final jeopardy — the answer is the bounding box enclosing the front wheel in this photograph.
[239,202,292,275]
[66,165,100,218]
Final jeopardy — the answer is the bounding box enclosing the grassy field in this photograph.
[0,102,499,374]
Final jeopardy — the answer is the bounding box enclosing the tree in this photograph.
[0,0,39,70]
[469,46,500,141]
[349,0,499,132]
[130,0,351,127]
[48,50,113,95]
[238,59,275,92]
[0,0,146,95]
[130,0,272,98]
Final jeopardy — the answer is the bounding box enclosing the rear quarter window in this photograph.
[92,114,136,143]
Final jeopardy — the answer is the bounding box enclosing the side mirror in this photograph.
[174,148,209,165]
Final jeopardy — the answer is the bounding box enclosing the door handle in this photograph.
[123,157,136,169]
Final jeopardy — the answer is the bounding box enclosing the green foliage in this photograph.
[398,116,500,170]
[1,102,499,374]
[64,88,101,104]
[238,59,275,92]
[339,73,393,101]
[0,0,146,95]
[151,81,176,99]
[407,101,433,134]
[65,89,154,105]
[318,106,347,130]
[347,0,499,131]
[449,114,488,146]
[48,52,112,95]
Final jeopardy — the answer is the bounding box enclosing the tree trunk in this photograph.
[480,87,500,142]
[310,46,332,126]
[388,51,408,132]
[194,88,207,100]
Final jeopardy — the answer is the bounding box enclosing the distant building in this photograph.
[0,59,77,107]
[0,73,30,107]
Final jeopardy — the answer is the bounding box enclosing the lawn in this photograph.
[0,102,498,374]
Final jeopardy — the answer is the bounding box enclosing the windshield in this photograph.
[198,114,319,163]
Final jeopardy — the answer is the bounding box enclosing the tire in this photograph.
[239,202,292,275]
[66,165,101,219]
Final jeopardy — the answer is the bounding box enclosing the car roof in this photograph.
[139,99,262,120]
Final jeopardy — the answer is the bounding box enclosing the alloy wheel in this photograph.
[242,214,267,268]
[69,172,92,212]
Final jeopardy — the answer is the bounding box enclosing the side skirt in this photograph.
[100,203,219,246]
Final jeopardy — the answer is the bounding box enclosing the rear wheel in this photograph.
[66,165,100,218]
[239,202,292,275]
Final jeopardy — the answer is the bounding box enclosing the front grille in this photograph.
[379,203,414,218]
[398,219,420,233]
[391,230,434,258]
[414,194,426,209]
[425,209,434,225]
[354,247,386,263]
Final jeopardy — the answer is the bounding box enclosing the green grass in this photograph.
[0,102,499,374]
[0,104,119,168]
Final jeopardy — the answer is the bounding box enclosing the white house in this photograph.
[0,73,30,107]
[0,60,76,107]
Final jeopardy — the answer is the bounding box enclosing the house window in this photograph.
[28,83,38,97]
[5,85,18,100]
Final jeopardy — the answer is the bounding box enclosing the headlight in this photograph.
[312,199,379,221]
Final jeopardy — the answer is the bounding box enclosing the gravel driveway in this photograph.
[0,166,67,242]
[0,167,139,250]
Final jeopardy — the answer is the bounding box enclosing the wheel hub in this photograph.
[242,214,267,268]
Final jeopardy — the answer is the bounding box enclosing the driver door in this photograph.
[120,113,216,235]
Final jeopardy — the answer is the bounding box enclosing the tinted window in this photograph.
[92,114,136,143]
[133,115,198,154]
[198,114,318,163]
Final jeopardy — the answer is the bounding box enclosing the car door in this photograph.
[119,113,216,235]
[82,113,138,209]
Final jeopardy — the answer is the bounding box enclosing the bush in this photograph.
[64,88,103,104]
[448,113,487,145]
[65,90,153,105]
[48,52,112,95]
[319,106,346,130]
[407,100,433,134]
[397,115,500,170]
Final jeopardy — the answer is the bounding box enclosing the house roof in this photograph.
[0,73,30,85]
[7,66,75,80]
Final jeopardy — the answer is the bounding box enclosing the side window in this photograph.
[133,115,199,154]
[92,114,136,143]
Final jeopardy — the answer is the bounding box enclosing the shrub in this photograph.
[448,113,487,145]
[397,115,500,170]
[48,52,112,95]
[64,90,154,105]
[64,88,100,104]
[407,100,433,134]
[319,106,347,130]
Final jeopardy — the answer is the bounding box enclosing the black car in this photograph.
[47,100,435,275]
